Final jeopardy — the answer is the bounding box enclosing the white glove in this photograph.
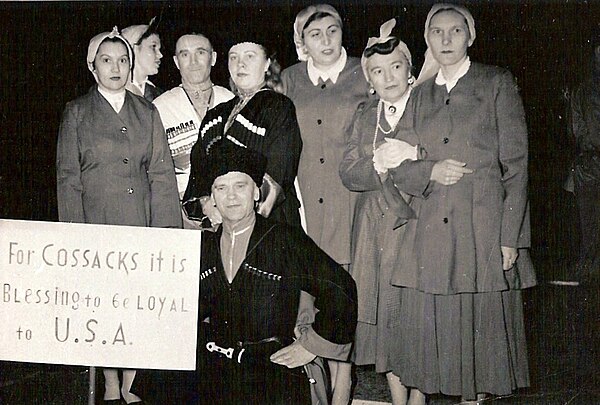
[373,138,418,174]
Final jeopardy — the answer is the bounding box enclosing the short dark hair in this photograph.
[363,37,400,59]
[135,17,160,46]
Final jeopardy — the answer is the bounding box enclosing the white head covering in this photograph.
[415,3,476,86]
[361,18,412,82]
[293,3,342,62]
[86,26,133,75]
[122,17,156,47]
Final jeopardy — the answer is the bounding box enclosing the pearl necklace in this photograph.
[373,99,395,153]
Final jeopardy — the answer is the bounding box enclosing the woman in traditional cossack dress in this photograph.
[183,39,302,227]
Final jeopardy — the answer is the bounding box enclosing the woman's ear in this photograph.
[254,185,260,202]
[265,58,271,73]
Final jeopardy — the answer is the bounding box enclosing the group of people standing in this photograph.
[56,2,536,405]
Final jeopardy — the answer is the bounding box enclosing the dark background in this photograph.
[1,0,597,274]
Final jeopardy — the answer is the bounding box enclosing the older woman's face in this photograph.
[135,33,163,77]
[367,47,411,104]
[93,40,130,93]
[427,9,471,68]
[228,42,269,92]
[302,15,342,69]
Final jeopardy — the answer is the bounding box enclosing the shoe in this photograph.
[549,280,580,286]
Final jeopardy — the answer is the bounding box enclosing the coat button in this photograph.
[317,119,322,125]
[321,84,326,89]
[318,198,323,203]
[127,188,134,194]
[123,158,129,164]
[445,99,450,105]
[443,137,449,144]
[121,126,127,133]
[443,217,448,223]
[319,157,325,164]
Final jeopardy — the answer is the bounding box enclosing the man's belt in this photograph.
[206,341,244,363]
[205,336,284,364]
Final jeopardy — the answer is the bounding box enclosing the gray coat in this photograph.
[339,99,410,324]
[57,87,181,228]
[389,63,535,294]
[282,57,370,264]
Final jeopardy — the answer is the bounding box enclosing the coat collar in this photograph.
[215,215,277,261]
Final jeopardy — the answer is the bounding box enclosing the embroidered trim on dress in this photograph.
[244,263,282,281]
[200,116,223,139]
[226,135,247,148]
[235,114,266,136]
[200,267,217,280]
[206,135,223,153]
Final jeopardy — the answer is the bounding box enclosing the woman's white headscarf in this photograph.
[86,26,133,77]
[121,17,156,47]
[361,18,412,82]
[415,3,476,86]
[293,3,342,62]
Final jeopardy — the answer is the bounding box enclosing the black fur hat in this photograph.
[201,138,267,195]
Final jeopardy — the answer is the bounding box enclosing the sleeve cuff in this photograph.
[297,326,352,361]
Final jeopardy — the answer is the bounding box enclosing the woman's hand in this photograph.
[201,196,223,226]
[270,340,316,368]
[430,159,474,185]
[501,246,518,270]
[373,139,418,174]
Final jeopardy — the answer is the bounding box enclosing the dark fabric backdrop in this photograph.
[1,0,598,276]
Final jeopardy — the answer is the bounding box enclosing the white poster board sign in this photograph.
[0,219,201,370]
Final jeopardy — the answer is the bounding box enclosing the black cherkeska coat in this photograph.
[195,215,357,404]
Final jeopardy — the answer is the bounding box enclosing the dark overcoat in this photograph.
[340,98,418,371]
[339,99,411,324]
